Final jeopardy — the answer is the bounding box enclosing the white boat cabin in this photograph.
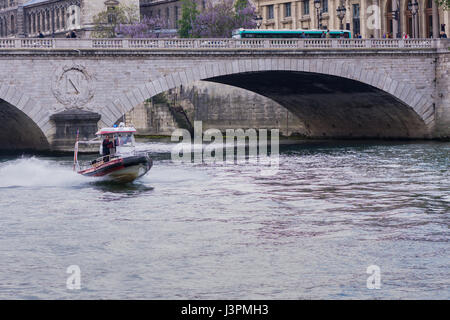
[96,123,137,157]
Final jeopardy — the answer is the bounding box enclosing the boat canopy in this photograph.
[96,123,136,136]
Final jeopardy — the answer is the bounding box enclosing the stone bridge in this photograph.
[0,37,449,151]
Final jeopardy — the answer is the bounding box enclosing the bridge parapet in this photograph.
[0,38,448,50]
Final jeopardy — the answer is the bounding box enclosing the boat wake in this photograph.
[0,157,92,188]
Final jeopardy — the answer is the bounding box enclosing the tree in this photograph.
[234,1,258,32]
[178,0,199,38]
[234,0,250,11]
[190,0,256,38]
[192,0,236,38]
[115,16,167,38]
[92,4,140,38]
[436,0,449,10]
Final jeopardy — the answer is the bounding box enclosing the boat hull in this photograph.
[78,154,153,183]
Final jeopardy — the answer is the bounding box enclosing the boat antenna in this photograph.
[73,128,80,172]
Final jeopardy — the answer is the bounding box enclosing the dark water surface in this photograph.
[0,141,448,299]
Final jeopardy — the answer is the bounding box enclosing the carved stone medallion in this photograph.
[52,65,94,108]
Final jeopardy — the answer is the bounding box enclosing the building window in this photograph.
[267,5,274,19]
[10,14,14,34]
[352,4,360,35]
[322,0,328,13]
[46,10,50,31]
[285,3,291,17]
[175,6,178,28]
[61,7,65,29]
[51,9,55,32]
[303,0,309,15]
[107,6,117,24]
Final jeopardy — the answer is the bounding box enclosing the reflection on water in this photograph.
[0,140,448,299]
[91,181,155,201]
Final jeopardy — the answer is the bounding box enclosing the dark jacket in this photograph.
[102,139,113,155]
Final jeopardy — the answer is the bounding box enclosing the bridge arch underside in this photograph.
[206,71,428,139]
[0,99,49,151]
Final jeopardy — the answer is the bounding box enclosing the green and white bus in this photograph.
[232,28,352,39]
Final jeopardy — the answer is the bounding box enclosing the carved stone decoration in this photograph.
[52,64,95,109]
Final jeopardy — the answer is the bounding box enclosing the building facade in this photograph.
[1,0,448,38]
[139,0,449,38]
[0,0,138,38]
[141,0,178,29]
[139,0,208,29]
[255,0,450,38]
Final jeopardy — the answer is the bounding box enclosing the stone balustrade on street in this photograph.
[0,38,448,50]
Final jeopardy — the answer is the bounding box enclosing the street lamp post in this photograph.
[408,1,419,38]
[155,25,161,38]
[314,0,321,30]
[336,3,346,31]
[255,15,263,29]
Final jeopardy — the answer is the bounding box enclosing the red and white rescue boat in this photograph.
[74,124,153,183]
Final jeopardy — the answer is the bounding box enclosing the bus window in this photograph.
[330,33,342,38]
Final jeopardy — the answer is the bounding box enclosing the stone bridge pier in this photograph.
[0,38,449,151]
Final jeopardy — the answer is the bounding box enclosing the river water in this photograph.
[0,140,448,299]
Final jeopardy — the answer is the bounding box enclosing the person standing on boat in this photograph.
[102,136,114,161]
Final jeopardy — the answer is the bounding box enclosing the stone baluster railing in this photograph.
[92,39,123,48]
[128,39,159,48]
[0,38,446,50]
[20,39,54,48]
[0,39,15,48]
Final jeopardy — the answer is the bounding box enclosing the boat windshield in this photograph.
[115,133,135,156]
[117,133,134,147]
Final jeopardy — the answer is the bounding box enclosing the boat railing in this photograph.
[92,155,119,165]
[77,154,119,172]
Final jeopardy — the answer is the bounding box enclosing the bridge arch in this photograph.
[102,58,434,138]
[0,83,50,150]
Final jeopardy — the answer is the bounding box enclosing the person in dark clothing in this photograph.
[70,30,77,38]
[102,136,114,161]
[102,137,110,155]
[38,31,44,38]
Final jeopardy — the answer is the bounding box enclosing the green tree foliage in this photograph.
[234,0,249,11]
[178,0,199,38]
[436,0,449,9]
[92,4,140,38]
[179,0,256,38]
